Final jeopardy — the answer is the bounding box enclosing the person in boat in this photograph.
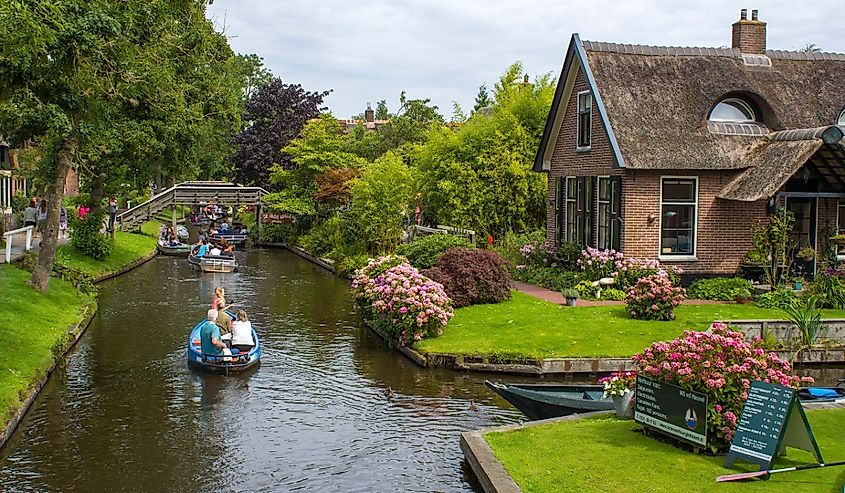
[200,309,231,358]
[195,240,209,258]
[220,221,230,232]
[230,310,254,352]
[211,287,227,310]
[238,225,249,235]
[167,234,180,247]
[221,239,234,254]
[215,300,233,339]
[209,225,218,237]
[209,244,222,256]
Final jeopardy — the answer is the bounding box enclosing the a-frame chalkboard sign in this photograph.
[725,381,823,475]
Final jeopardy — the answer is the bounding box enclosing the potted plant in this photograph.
[797,246,816,261]
[733,287,752,304]
[561,288,579,307]
[829,234,845,247]
[599,371,636,419]
[792,276,805,291]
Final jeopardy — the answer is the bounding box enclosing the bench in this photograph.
[3,225,34,263]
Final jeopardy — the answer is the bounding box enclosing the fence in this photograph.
[408,224,476,246]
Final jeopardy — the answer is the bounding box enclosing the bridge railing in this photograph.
[3,225,34,263]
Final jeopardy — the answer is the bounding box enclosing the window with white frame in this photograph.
[576,91,592,149]
[660,177,697,256]
[597,177,612,249]
[565,177,577,242]
[838,109,845,126]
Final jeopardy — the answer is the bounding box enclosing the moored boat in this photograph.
[186,316,261,373]
[485,380,612,420]
[176,225,189,240]
[797,386,845,403]
[157,239,192,256]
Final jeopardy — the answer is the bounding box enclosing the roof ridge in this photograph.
[581,39,845,61]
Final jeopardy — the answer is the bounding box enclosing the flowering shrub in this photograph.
[633,323,812,452]
[352,256,454,345]
[578,247,683,289]
[422,248,510,307]
[599,371,636,398]
[578,247,623,280]
[625,274,686,321]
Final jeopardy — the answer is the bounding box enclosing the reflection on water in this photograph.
[0,249,523,492]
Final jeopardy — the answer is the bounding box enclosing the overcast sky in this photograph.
[206,1,844,119]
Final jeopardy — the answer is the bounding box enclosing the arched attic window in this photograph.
[708,97,758,123]
[838,109,845,126]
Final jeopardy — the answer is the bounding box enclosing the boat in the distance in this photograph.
[157,239,192,256]
[485,381,612,420]
[176,225,189,241]
[209,231,249,246]
[186,314,261,373]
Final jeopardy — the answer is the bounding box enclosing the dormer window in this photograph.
[576,91,592,150]
[709,98,758,123]
[838,109,845,126]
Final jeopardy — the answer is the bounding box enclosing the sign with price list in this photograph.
[724,381,823,473]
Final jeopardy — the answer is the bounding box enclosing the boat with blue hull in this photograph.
[187,317,261,373]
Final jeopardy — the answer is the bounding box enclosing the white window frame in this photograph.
[658,176,698,262]
[576,91,592,151]
[838,109,845,126]
[709,98,757,123]
[565,176,577,243]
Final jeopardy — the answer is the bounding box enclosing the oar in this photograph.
[717,460,845,482]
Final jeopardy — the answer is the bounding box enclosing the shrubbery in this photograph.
[512,265,580,291]
[422,248,510,308]
[755,287,799,310]
[625,274,686,321]
[600,288,627,301]
[352,256,453,345]
[495,230,547,267]
[633,323,812,453]
[395,234,473,269]
[806,271,845,309]
[69,212,113,260]
[687,277,753,301]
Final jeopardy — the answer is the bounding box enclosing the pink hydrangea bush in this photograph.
[578,247,683,288]
[633,323,813,452]
[352,256,454,346]
[626,274,686,321]
[578,247,623,280]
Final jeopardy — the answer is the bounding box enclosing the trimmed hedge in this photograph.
[396,234,473,269]
[422,248,510,308]
[686,277,753,301]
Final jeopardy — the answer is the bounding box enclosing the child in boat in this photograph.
[231,310,254,352]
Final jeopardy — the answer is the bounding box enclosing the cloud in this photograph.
[207,1,845,119]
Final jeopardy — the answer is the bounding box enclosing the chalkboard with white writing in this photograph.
[634,376,708,448]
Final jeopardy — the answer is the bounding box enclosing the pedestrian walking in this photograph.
[107,197,117,233]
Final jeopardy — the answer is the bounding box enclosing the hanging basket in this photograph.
[829,237,845,247]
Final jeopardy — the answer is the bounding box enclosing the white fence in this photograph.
[3,225,33,263]
[408,224,476,246]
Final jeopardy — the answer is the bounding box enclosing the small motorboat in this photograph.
[188,252,237,273]
[209,231,249,246]
[176,225,189,241]
[485,381,613,420]
[186,315,261,373]
[157,239,192,256]
[797,386,845,403]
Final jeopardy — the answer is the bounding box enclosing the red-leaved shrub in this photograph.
[422,248,510,308]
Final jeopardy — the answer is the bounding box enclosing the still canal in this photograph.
[0,248,523,492]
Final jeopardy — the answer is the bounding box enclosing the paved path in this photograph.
[5,235,68,263]
[510,280,726,306]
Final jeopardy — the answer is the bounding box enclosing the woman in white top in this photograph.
[231,310,254,352]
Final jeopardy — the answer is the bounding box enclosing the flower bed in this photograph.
[352,256,454,345]
[632,323,812,452]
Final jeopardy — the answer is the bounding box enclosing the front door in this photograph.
[785,197,817,278]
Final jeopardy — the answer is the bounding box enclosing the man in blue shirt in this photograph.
[200,309,226,355]
[196,241,209,258]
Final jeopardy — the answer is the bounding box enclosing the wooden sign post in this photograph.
[725,381,823,474]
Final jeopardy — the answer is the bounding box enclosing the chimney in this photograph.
[731,9,766,54]
[364,102,374,123]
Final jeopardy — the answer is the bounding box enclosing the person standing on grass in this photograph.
[107,197,117,233]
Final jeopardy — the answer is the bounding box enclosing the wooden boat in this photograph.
[186,316,261,373]
[176,225,189,240]
[797,386,845,403]
[485,381,612,420]
[157,239,192,256]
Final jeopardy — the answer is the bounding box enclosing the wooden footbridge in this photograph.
[117,181,268,231]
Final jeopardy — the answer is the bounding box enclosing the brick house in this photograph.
[533,9,845,278]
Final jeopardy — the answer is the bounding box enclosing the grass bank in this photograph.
[0,265,92,424]
[55,221,158,279]
[415,291,845,359]
[484,408,845,493]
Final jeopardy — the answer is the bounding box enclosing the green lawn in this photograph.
[0,265,92,423]
[415,291,845,359]
[56,221,158,278]
[484,409,845,493]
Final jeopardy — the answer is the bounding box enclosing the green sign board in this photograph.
[725,381,823,472]
[634,376,709,448]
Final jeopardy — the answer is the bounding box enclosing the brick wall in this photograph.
[621,170,767,275]
[731,19,766,54]
[545,70,621,246]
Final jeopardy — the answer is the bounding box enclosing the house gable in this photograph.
[533,34,625,172]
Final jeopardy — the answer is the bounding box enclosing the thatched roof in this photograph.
[583,41,845,170]
[534,35,845,172]
[717,140,824,201]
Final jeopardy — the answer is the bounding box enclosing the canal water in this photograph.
[0,249,524,492]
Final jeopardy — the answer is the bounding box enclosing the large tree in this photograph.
[230,79,330,188]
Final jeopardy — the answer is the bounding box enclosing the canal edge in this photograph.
[461,411,613,493]
[0,302,98,452]
[0,247,158,452]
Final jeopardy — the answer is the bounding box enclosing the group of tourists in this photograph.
[23,196,119,242]
[199,287,254,358]
[191,235,234,257]
[159,225,182,247]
